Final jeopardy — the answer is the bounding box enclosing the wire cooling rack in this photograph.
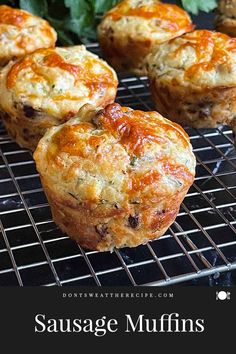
[0,43,236,286]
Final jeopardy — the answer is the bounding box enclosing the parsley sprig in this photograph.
[180,0,217,15]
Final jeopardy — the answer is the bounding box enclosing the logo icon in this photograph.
[216,291,231,301]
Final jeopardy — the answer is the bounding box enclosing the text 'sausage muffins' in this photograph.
[0,5,57,66]
[34,103,196,251]
[97,0,194,75]
[0,46,118,151]
[147,30,236,142]
[215,0,236,37]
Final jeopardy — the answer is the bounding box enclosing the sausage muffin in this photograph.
[0,46,118,151]
[0,5,57,67]
[215,0,236,37]
[97,0,194,75]
[34,103,196,251]
[147,29,236,138]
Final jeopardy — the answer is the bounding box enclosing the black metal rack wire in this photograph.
[0,43,236,286]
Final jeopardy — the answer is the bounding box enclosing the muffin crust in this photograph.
[97,0,193,75]
[34,103,196,251]
[0,5,57,66]
[147,30,236,137]
[0,46,118,150]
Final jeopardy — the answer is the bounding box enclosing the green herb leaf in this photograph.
[93,0,118,14]
[19,0,48,17]
[181,0,217,15]
[64,0,90,19]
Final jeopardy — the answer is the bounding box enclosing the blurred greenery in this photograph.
[0,0,218,44]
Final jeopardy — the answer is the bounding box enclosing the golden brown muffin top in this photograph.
[0,5,57,56]
[0,46,117,119]
[6,47,115,90]
[104,0,193,33]
[34,103,195,209]
[0,5,30,27]
[147,29,236,88]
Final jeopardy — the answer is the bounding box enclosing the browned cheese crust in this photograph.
[0,5,57,66]
[97,0,193,75]
[0,46,118,151]
[34,103,196,251]
[147,30,236,141]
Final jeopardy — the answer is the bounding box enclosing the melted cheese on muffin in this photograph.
[34,103,195,250]
[147,30,236,88]
[97,0,193,75]
[0,46,118,119]
[35,103,195,208]
[100,0,193,43]
[0,5,57,65]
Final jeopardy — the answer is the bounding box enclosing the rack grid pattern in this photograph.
[0,43,236,286]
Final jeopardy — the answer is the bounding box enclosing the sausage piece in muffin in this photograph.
[0,46,118,151]
[97,0,194,75]
[0,5,57,67]
[215,0,236,37]
[34,103,196,251]
[147,30,236,142]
